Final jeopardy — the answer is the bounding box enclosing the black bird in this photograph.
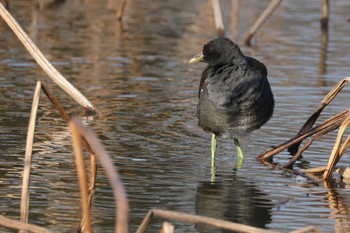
[189,37,274,168]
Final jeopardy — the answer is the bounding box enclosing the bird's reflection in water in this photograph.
[195,172,272,232]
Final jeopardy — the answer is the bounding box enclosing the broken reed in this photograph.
[43,85,129,232]
[258,77,350,180]
[0,82,128,233]
[20,81,41,233]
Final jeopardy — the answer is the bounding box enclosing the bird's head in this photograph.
[189,37,244,67]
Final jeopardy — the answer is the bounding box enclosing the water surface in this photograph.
[1,0,350,232]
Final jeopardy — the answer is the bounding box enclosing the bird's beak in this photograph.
[189,52,204,63]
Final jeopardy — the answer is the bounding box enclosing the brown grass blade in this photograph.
[20,81,41,232]
[70,122,93,233]
[69,118,129,233]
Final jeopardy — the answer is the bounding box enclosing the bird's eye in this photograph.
[207,47,213,53]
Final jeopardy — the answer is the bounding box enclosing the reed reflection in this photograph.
[324,180,350,232]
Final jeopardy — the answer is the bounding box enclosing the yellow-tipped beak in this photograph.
[189,52,204,63]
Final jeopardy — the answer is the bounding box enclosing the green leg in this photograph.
[211,134,217,181]
[234,138,244,159]
[234,138,244,169]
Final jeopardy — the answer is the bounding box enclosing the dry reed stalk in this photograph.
[41,84,95,153]
[338,133,350,158]
[323,111,350,179]
[0,215,52,233]
[20,81,41,233]
[288,77,350,154]
[42,84,98,231]
[243,0,282,46]
[70,123,93,233]
[136,209,153,233]
[136,208,279,233]
[301,166,327,174]
[80,153,97,231]
[41,84,71,122]
[211,0,225,37]
[0,3,95,113]
[257,110,347,161]
[283,120,340,168]
[88,153,97,207]
[320,0,329,30]
[259,77,350,163]
[230,0,239,41]
[42,83,98,193]
[69,118,129,233]
[116,0,128,20]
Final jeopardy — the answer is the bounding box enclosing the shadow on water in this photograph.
[195,170,272,232]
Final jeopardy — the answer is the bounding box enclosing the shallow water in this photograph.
[1,0,350,232]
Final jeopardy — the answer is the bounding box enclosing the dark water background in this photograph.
[1,0,350,232]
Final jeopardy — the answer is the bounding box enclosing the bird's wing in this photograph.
[245,56,268,76]
[204,64,245,109]
[205,63,268,111]
[198,65,210,98]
